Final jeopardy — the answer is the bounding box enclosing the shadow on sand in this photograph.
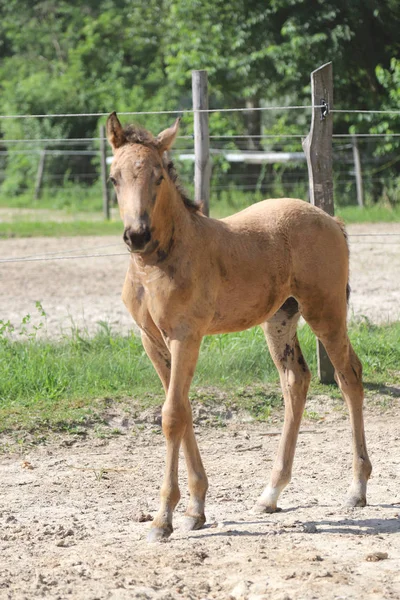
[189,509,400,539]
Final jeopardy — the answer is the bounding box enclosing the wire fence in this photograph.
[0,102,399,263]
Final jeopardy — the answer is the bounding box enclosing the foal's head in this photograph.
[106,112,180,253]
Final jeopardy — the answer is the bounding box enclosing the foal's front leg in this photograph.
[148,335,206,541]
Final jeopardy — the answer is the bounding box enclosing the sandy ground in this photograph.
[0,223,399,337]
[1,397,400,600]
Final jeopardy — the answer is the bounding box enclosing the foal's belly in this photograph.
[206,285,287,334]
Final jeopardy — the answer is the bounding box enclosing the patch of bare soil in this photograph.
[0,223,399,337]
[0,235,130,337]
[346,222,400,324]
[1,400,400,600]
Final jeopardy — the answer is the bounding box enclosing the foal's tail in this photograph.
[333,216,351,303]
[333,216,348,244]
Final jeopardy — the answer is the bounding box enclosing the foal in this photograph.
[106,113,371,541]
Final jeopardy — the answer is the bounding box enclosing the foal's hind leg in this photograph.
[255,299,311,513]
[301,301,372,507]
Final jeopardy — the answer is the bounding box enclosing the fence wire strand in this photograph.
[332,109,400,115]
[2,133,400,144]
[0,105,399,121]
[0,242,125,262]
[0,252,128,264]
[0,105,325,120]
[0,231,399,265]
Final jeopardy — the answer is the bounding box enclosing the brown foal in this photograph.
[106,113,371,542]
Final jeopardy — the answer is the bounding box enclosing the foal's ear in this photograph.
[155,118,181,153]
[106,112,126,151]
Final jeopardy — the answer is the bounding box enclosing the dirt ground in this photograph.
[0,222,399,599]
[1,397,400,600]
[0,222,399,337]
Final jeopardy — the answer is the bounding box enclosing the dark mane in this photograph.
[123,124,157,147]
[165,159,201,213]
[122,124,202,214]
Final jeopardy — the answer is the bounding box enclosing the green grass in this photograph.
[0,184,104,212]
[0,203,399,239]
[0,186,399,238]
[0,312,398,436]
[0,219,122,238]
[336,204,400,223]
[209,190,400,222]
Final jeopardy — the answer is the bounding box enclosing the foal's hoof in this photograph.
[345,495,367,508]
[252,502,282,514]
[182,514,206,532]
[147,525,173,543]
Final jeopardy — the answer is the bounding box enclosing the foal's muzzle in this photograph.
[123,225,152,252]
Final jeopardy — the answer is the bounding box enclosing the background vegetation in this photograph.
[1,0,400,213]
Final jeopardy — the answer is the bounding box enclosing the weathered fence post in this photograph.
[302,62,336,384]
[352,135,364,208]
[99,124,110,220]
[34,149,46,200]
[192,70,211,216]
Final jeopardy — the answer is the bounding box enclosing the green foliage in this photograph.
[1,1,400,208]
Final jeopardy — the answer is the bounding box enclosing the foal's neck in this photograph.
[144,179,193,267]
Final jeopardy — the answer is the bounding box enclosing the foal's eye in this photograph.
[109,176,117,186]
[156,175,164,186]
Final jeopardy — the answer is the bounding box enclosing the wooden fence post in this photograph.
[352,135,364,207]
[302,62,336,384]
[34,149,46,200]
[99,124,110,220]
[192,70,211,216]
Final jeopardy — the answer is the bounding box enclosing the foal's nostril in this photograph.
[123,228,130,245]
[130,228,151,248]
[123,226,151,250]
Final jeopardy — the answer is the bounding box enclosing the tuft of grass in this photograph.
[303,409,323,421]
[235,386,282,421]
[349,317,400,382]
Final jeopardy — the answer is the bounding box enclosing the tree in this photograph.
[0,0,399,203]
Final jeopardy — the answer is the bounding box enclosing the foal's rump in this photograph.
[277,198,350,323]
[223,197,349,300]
